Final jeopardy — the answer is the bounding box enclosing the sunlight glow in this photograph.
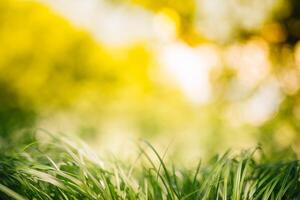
[40,0,154,46]
[159,42,219,104]
[242,79,282,125]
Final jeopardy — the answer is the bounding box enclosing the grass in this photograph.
[0,134,300,200]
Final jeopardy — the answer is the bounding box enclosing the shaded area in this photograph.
[0,81,36,138]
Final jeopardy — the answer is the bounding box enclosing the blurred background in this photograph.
[1,0,300,162]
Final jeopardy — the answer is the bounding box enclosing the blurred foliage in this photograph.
[0,81,35,138]
[0,0,113,138]
[2,0,300,158]
[0,0,193,143]
[118,0,300,155]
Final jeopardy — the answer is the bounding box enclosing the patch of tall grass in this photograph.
[0,134,299,200]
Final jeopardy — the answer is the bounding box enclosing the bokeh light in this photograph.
[1,0,300,162]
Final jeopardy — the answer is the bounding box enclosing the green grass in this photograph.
[0,134,300,200]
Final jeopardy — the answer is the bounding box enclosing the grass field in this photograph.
[0,134,300,200]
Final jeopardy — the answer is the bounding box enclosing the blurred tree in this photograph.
[0,81,36,138]
[0,0,193,142]
[0,0,115,139]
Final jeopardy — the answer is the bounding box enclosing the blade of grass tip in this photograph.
[138,145,173,199]
[22,141,39,152]
[45,156,86,192]
[192,160,201,186]
[46,156,59,170]
[57,188,70,200]
[155,140,173,182]
[44,168,83,194]
[113,163,139,198]
[142,140,180,199]
[232,152,252,200]
[198,151,230,199]
[0,183,27,200]
[137,143,157,171]
[147,167,172,198]
[63,146,94,180]
[242,178,253,200]
[128,141,147,177]
[171,164,181,197]
[37,128,56,138]
[24,168,66,190]
[55,170,85,191]
[214,168,223,200]
[181,188,202,200]
[181,161,203,199]
[239,154,252,199]
[242,148,259,200]
[245,179,259,200]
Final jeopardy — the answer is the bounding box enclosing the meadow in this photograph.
[0,133,299,200]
